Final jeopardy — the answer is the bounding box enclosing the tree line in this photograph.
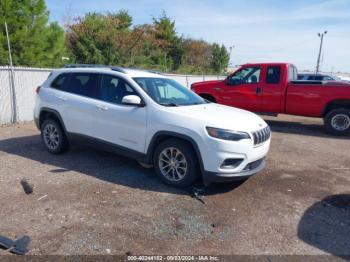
[0,0,229,74]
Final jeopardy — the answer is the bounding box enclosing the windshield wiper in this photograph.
[159,102,179,107]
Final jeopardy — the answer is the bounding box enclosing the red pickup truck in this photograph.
[191,63,350,135]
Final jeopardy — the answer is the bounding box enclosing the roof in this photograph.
[243,62,291,66]
[59,64,166,78]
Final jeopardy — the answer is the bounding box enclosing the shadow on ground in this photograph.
[0,135,245,196]
[298,194,350,258]
[266,119,350,140]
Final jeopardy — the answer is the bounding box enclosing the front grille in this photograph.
[252,126,271,146]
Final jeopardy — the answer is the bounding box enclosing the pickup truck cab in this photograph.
[191,63,350,135]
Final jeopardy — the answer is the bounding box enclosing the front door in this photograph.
[93,74,147,153]
[218,66,262,112]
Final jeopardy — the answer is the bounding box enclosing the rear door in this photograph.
[218,66,262,112]
[261,65,284,113]
[48,72,101,137]
[92,74,147,153]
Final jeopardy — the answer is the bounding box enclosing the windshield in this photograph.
[133,77,206,106]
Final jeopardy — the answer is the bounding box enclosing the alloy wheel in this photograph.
[158,147,188,182]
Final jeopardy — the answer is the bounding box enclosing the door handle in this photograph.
[57,96,67,101]
[256,87,262,94]
[214,87,222,91]
[96,105,108,111]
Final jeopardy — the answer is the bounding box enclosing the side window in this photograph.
[64,73,101,99]
[51,73,69,90]
[100,75,137,104]
[288,65,298,81]
[266,66,281,84]
[231,67,261,84]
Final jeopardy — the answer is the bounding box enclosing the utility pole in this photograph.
[5,21,17,123]
[315,31,327,74]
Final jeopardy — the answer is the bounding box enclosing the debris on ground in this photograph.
[190,187,206,204]
[211,222,220,228]
[0,235,30,255]
[0,235,14,250]
[20,179,33,195]
[37,195,47,201]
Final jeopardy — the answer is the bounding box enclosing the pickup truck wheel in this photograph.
[41,119,68,154]
[324,108,350,135]
[154,138,199,187]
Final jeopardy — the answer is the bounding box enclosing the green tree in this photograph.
[152,12,184,71]
[66,11,139,65]
[0,0,66,67]
[210,43,229,74]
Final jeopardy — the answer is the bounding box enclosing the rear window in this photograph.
[51,73,69,89]
[50,73,102,99]
[288,65,298,81]
[66,73,101,99]
[266,66,281,84]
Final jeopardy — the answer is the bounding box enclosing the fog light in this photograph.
[221,158,243,169]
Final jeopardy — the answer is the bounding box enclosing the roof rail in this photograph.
[63,64,126,73]
[146,69,163,75]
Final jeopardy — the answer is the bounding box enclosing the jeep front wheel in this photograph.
[154,138,199,187]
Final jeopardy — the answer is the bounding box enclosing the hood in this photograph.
[191,79,224,87]
[168,103,267,132]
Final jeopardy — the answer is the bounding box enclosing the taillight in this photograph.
[36,86,41,94]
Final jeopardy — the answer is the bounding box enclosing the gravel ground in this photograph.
[0,114,349,257]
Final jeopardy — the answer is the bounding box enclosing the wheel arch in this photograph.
[198,93,216,102]
[145,131,205,174]
[322,99,350,116]
[39,108,67,133]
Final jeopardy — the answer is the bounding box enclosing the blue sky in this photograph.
[46,0,350,72]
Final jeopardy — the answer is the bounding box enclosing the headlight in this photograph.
[206,127,250,141]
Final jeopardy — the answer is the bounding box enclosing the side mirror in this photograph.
[227,77,242,86]
[122,95,144,107]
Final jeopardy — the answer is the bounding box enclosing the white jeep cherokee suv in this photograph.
[34,65,271,187]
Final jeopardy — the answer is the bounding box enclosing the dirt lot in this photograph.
[0,114,349,257]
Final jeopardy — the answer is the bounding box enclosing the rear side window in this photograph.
[266,66,281,84]
[65,73,101,99]
[288,65,298,81]
[51,73,69,90]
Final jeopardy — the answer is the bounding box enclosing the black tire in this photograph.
[154,138,199,187]
[324,108,350,136]
[41,119,68,154]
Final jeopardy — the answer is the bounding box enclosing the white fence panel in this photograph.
[0,67,225,125]
[13,68,51,122]
[0,67,13,124]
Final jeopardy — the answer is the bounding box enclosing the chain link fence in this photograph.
[0,66,225,125]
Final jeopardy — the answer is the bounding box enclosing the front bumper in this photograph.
[203,158,266,183]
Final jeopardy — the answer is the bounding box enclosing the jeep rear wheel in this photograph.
[324,108,350,135]
[154,138,199,187]
[41,119,68,154]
